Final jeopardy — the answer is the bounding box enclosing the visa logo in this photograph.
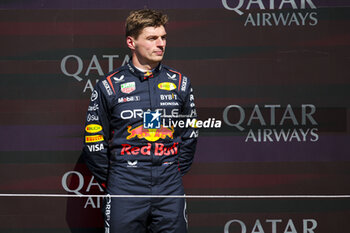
[87,143,104,152]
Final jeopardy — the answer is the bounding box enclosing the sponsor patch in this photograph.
[145,71,153,77]
[121,142,178,156]
[87,143,104,152]
[160,102,179,106]
[118,96,141,104]
[87,114,99,122]
[127,160,138,167]
[127,63,135,73]
[85,124,103,133]
[85,135,104,143]
[160,94,177,101]
[190,130,199,138]
[121,82,136,94]
[127,125,174,142]
[114,75,125,83]
[163,161,175,166]
[91,90,98,101]
[181,76,188,92]
[102,80,113,95]
[88,103,99,111]
[158,82,176,91]
[167,73,177,80]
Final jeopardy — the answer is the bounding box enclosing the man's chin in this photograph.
[150,56,164,63]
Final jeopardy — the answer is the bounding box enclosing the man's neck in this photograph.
[132,56,159,71]
[134,66,151,73]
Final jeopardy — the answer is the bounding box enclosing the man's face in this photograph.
[130,26,167,67]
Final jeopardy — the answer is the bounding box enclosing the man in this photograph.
[82,9,198,233]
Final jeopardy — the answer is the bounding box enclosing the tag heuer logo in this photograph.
[121,82,136,94]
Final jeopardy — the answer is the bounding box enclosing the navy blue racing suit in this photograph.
[82,60,198,233]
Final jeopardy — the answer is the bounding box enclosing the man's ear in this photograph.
[126,36,136,50]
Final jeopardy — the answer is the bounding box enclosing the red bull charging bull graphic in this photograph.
[126,125,174,142]
[123,110,175,142]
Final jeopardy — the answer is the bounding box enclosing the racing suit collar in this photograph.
[127,59,162,81]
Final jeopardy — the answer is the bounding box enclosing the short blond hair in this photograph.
[125,9,169,38]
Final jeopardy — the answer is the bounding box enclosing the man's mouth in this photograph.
[154,50,164,55]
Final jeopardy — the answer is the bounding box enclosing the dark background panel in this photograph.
[0,1,349,233]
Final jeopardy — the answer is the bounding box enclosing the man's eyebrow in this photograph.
[146,33,167,38]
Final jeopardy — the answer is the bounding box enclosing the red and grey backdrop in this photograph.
[0,0,349,232]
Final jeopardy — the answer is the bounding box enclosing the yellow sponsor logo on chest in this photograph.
[158,82,177,91]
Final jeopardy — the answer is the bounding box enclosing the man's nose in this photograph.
[156,37,165,47]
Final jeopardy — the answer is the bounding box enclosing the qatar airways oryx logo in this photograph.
[60,54,130,93]
[222,0,318,26]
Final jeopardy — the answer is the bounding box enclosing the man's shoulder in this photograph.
[102,65,129,81]
[161,64,191,82]
[161,64,192,93]
[162,65,185,77]
[94,65,130,96]
[99,64,132,84]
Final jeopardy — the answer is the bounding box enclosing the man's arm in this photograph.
[179,78,198,176]
[82,81,112,186]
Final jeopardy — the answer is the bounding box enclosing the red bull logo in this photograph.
[121,143,151,155]
[126,125,174,142]
[154,142,178,156]
[121,142,179,156]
